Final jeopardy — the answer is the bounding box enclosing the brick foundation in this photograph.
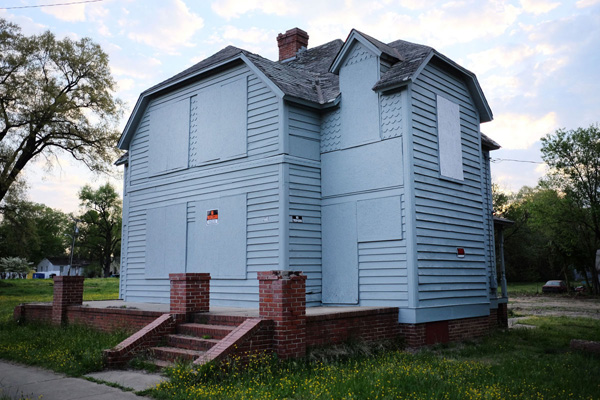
[258,270,307,359]
[306,308,400,348]
[52,276,84,325]
[170,273,211,315]
[399,315,493,348]
[16,303,163,332]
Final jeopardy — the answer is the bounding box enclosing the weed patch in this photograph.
[150,318,600,400]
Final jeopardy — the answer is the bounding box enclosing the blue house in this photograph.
[117,28,504,327]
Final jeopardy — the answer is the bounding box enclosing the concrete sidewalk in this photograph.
[0,361,162,399]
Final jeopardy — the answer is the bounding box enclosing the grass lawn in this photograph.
[506,281,546,295]
[0,278,128,376]
[152,316,600,400]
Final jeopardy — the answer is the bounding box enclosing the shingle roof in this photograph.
[481,132,501,150]
[119,29,491,149]
[372,39,433,91]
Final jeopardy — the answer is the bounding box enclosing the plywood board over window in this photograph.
[195,78,247,164]
[148,98,190,176]
[436,95,464,181]
[145,203,187,279]
[187,194,247,279]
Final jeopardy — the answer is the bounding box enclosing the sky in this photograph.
[2,0,599,213]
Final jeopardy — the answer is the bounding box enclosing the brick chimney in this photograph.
[277,28,309,62]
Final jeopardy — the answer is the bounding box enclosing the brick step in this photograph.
[166,334,219,351]
[191,314,246,327]
[150,346,204,363]
[148,359,174,370]
[177,323,235,339]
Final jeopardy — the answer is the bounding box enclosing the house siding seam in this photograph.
[411,62,488,309]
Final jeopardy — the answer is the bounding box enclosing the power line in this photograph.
[0,0,104,10]
[491,158,544,164]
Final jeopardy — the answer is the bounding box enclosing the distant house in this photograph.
[116,28,505,326]
[36,257,89,277]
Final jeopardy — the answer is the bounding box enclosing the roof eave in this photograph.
[283,93,341,109]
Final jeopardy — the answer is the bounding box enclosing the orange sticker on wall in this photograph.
[207,209,218,225]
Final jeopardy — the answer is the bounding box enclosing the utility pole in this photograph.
[68,218,80,276]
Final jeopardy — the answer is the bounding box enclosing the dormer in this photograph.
[328,30,404,149]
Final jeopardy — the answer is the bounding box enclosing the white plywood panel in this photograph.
[322,138,403,197]
[322,201,358,304]
[196,78,247,163]
[148,98,190,176]
[187,194,247,278]
[145,203,187,278]
[437,95,464,181]
[357,196,402,242]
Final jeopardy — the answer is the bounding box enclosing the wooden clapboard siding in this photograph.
[127,64,279,187]
[481,150,497,294]
[288,105,321,161]
[411,62,488,309]
[123,163,280,305]
[121,62,283,306]
[289,162,322,306]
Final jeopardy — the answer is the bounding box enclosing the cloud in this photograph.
[221,25,272,44]
[110,55,162,80]
[41,3,86,22]
[211,0,298,19]
[484,112,558,150]
[125,0,204,53]
[467,45,536,74]
[520,0,561,15]
[576,0,600,7]
[0,11,47,35]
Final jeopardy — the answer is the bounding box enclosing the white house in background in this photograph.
[36,257,88,276]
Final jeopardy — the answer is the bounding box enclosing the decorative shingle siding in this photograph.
[380,91,403,139]
[344,42,374,67]
[411,62,488,309]
[321,108,342,153]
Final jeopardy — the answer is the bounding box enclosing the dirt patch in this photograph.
[509,295,600,319]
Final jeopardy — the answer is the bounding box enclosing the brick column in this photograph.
[52,276,84,325]
[258,270,306,359]
[169,273,211,315]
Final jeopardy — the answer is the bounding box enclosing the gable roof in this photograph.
[118,29,492,150]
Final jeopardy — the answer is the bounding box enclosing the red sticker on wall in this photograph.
[207,209,218,225]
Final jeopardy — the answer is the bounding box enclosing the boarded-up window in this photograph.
[187,194,247,279]
[357,196,402,242]
[195,78,247,164]
[148,98,190,176]
[437,95,464,181]
[145,203,187,279]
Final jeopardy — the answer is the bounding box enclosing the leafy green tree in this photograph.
[0,197,70,262]
[77,183,121,277]
[0,18,122,203]
[541,124,600,293]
